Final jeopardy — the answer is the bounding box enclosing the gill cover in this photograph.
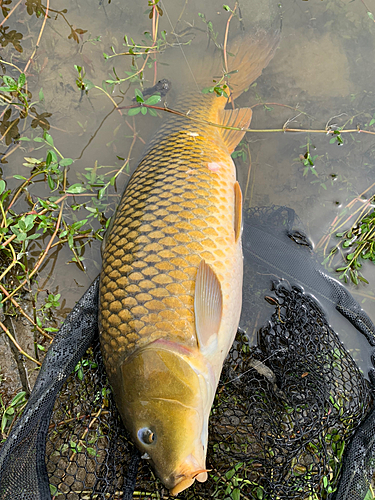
[116,341,212,492]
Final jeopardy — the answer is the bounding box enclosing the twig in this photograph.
[243,142,252,201]
[122,102,375,136]
[0,0,22,28]
[0,283,52,340]
[0,319,41,365]
[1,197,66,304]
[223,2,238,75]
[223,3,238,108]
[24,0,50,75]
[0,117,20,143]
[360,0,375,20]
[0,143,20,162]
[60,403,105,482]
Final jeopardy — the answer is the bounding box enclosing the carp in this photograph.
[99,26,280,495]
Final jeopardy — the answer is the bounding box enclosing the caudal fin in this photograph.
[196,28,280,101]
[226,29,280,100]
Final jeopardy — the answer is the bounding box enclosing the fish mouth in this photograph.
[169,469,209,496]
[168,454,209,496]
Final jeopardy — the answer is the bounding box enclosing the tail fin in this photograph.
[196,28,280,101]
[225,29,280,100]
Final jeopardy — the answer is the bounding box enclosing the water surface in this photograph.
[1,0,375,383]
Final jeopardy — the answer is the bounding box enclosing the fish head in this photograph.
[116,339,215,494]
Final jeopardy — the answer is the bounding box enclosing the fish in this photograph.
[99,27,280,495]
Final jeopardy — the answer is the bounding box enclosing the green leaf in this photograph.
[256,487,264,500]
[59,158,73,167]
[0,86,16,92]
[47,175,55,190]
[49,484,58,496]
[350,270,358,285]
[11,391,26,406]
[2,413,9,433]
[367,11,374,21]
[2,75,16,87]
[66,184,86,194]
[134,88,144,101]
[0,180,5,195]
[44,133,54,147]
[128,107,141,116]
[232,488,240,500]
[67,233,74,249]
[33,137,44,142]
[225,469,235,480]
[141,107,147,115]
[72,219,87,230]
[98,188,105,200]
[148,107,158,117]
[39,88,44,101]
[46,151,53,167]
[87,447,97,456]
[83,79,95,90]
[17,73,26,88]
[145,94,161,105]
[27,233,40,240]
[358,275,369,284]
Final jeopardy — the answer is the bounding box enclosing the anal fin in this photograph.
[194,260,223,353]
[219,107,252,154]
[234,181,242,242]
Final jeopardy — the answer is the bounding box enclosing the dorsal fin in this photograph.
[194,260,222,353]
[218,107,252,154]
[234,181,242,242]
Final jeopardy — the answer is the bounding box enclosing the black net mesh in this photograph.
[0,277,100,500]
[1,206,375,500]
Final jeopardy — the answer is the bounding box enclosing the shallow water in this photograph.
[1,0,375,390]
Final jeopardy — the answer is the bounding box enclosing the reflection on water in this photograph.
[0,0,375,378]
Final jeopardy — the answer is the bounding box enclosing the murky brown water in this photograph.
[1,0,375,396]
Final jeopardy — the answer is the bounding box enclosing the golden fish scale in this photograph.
[100,94,237,375]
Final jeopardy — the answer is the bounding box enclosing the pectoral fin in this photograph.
[194,260,222,353]
[234,181,242,242]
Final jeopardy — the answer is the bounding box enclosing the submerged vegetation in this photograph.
[320,201,375,286]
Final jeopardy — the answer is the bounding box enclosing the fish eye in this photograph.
[137,427,156,445]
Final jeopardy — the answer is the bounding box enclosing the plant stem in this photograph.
[0,319,41,366]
